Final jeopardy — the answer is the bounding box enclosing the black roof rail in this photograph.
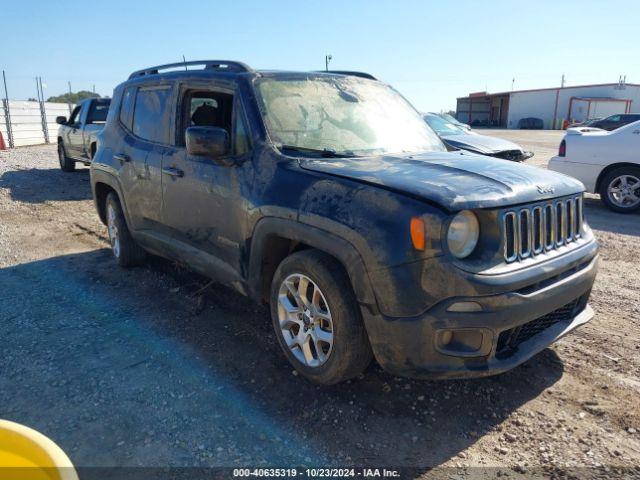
[316,70,378,81]
[128,60,253,79]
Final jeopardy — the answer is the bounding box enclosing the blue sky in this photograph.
[2,0,638,111]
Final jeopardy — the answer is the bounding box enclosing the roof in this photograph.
[457,82,640,100]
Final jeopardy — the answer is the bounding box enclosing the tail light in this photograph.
[558,139,566,157]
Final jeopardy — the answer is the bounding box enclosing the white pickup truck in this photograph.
[56,97,110,172]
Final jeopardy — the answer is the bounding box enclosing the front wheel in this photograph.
[599,167,640,213]
[270,250,372,384]
[58,143,75,172]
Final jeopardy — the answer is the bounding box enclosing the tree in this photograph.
[46,90,100,103]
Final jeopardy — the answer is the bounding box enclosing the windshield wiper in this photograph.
[276,144,358,158]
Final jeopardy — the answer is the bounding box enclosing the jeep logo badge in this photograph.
[537,185,555,194]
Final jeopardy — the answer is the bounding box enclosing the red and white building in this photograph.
[455,81,640,129]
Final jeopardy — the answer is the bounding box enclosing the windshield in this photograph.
[439,113,462,125]
[423,114,466,136]
[254,76,445,156]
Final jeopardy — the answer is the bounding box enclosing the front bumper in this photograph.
[362,249,598,379]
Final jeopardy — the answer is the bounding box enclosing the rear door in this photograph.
[115,84,174,232]
[160,82,252,275]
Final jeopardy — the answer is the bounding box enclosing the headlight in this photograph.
[447,210,479,259]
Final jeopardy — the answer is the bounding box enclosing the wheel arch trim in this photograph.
[91,170,133,228]
[247,217,378,311]
[595,162,640,193]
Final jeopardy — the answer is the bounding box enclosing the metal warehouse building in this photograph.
[455,81,640,129]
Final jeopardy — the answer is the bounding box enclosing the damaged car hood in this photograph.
[299,151,584,211]
[441,133,523,154]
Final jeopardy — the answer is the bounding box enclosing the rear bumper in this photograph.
[362,251,598,379]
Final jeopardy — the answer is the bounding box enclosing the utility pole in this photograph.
[36,76,49,144]
[2,70,14,148]
[325,54,332,72]
[561,74,565,88]
[511,78,515,91]
[67,81,73,114]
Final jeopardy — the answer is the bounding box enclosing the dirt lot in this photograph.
[0,134,639,478]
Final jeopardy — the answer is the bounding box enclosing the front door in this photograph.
[161,83,252,276]
[66,104,84,156]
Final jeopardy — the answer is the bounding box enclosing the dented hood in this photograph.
[299,151,584,211]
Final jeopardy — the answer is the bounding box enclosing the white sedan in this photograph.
[549,120,640,213]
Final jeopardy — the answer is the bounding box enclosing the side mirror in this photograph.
[56,116,67,125]
[186,126,229,159]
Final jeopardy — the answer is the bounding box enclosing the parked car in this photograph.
[549,121,640,213]
[91,60,598,384]
[518,117,544,129]
[568,117,602,128]
[583,113,640,131]
[423,113,533,161]
[433,112,471,131]
[56,97,111,171]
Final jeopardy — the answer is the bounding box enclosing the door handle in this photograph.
[113,153,130,163]
[162,167,184,178]
[633,130,640,135]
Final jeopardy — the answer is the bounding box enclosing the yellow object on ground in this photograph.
[0,420,78,480]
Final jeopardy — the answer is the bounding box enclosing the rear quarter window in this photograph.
[132,86,173,144]
[119,87,136,130]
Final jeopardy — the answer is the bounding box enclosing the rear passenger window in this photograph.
[132,86,172,144]
[119,87,136,130]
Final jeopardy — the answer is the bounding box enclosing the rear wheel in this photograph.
[105,193,146,267]
[599,167,640,213]
[57,142,75,172]
[270,250,372,384]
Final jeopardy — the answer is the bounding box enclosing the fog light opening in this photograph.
[436,329,490,357]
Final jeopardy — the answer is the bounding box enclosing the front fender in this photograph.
[247,217,378,312]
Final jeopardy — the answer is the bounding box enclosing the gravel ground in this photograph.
[0,138,639,478]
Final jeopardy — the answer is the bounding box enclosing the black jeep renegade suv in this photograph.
[90,60,599,384]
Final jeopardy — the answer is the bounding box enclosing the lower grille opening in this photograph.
[495,295,588,359]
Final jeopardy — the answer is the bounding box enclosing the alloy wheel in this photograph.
[106,204,121,259]
[607,174,640,208]
[277,273,334,368]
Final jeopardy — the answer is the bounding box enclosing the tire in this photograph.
[270,249,372,384]
[105,192,146,267]
[57,142,75,172]
[598,166,640,213]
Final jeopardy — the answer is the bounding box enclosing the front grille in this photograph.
[503,196,583,263]
[496,297,583,358]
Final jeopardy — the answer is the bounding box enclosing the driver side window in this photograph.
[68,105,82,125]
[182,90,233,144]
